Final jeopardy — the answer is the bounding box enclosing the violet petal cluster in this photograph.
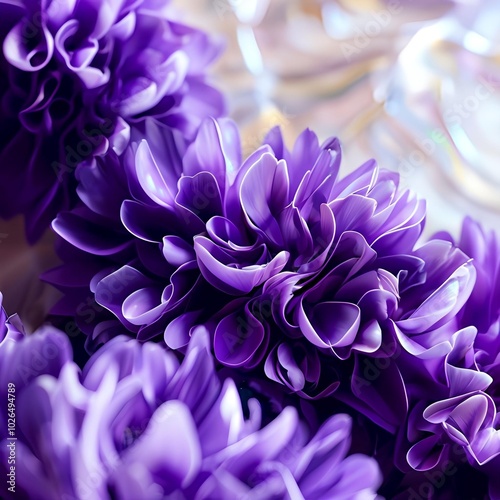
[0,297,382,499]
[0,0,224,241]
[395,218,500,499]
[50,119,479,436]
[2,1,499,498]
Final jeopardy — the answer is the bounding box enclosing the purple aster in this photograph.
[0,307,382,499]
[0,0,225,242]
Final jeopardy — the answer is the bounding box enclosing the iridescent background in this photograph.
[1,0,499,330]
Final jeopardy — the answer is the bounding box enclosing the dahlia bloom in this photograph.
[0,307,382,499]
[0,0,224,241]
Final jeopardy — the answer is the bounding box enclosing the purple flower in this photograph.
[49,119,241,350]
[436,219,500,403]
[399,327,492,469]
[50,120,478,434]
[397,219,500,498]
[51,120,428,345]
[0,0,224,241]
[0,311,382,499]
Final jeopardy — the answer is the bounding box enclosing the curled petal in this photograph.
[298,300,360,350]
[398,260,476,334]
[4,21,54,71]
[214,305,268,367]
[135,141,176,208]
[240,152,286,246]
[407,435,445,471]
[195,236,288,295]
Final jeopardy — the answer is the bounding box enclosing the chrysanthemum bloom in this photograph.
[51,119,423,350]
[397,219,500,498]
[52,120,418,330]
[49,119,241,350]
[51,120,476,430]
[0,0,224,241]
[0,310,382,499]
[190,126,474,430]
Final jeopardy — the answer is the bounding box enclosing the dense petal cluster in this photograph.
[393,219,500,499]
[1,2,498,498]
[0,299,382,499]
[49,119,241,348]
[0,0,224,241]
[50,120,480,435]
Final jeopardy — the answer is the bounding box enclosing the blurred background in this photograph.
[1,0,499,329]
[180,0,500,235]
